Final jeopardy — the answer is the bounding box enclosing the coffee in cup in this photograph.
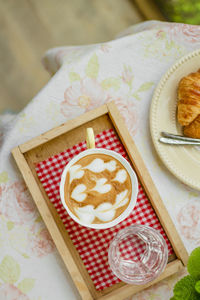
[60,128,138,229]
[64,153,132,225]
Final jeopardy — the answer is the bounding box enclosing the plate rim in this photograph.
[150,48,200,191]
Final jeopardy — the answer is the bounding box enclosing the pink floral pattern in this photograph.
[0,283,29,300]
[167,23,200,44]
[134,281,172,300]
[28,224,55,257]
[0,181,37,225]
[177,201,200,245]
[54,48,76,68]
[61,78,109,118]
[100,44,112,53]
[110,98,138,137]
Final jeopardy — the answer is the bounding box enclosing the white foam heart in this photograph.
[71,184,87,202]
[69,164,84,183]
[114,190,129,209]
[75,205,95,224]
[84,158,116,173]
[105,160,117,172]
[95,203,116,221]
[92,178,111,194]
[75,202,115,223]
[112,169,127,183]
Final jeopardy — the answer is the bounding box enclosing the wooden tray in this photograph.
[12,102,188,300]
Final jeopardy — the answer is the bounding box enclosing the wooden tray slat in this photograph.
[98,260,183,300]
[12,102,188,300]
[107,102,188,266]
[12,147,95,300]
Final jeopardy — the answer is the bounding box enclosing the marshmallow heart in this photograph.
[92,178,111,194]
[69,164,84,183]
[71,184,87,202]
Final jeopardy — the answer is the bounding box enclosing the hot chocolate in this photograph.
[64,153,132,224]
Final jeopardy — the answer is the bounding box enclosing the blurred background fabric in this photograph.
[0,0,200,114]
[0,0,143,113]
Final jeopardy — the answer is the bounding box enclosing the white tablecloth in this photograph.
[0,20,200,300]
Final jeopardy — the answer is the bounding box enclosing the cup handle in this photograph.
[86,128,95,149]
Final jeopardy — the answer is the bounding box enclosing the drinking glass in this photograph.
[108,225,168,285]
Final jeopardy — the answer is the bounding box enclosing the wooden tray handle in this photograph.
[86,128,95,149]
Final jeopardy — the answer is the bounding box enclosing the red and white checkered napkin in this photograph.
[36,129,173,291]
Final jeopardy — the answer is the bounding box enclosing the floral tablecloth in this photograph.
[0,20,200,300]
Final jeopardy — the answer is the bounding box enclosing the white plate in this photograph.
[150,49,200,191]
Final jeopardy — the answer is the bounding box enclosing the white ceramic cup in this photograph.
[60,147,138,229]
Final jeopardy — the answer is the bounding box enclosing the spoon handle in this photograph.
[161,131,200,142]
[159,137,200,145]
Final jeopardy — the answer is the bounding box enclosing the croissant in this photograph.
[177,69,200,127]
[183,115,200,139]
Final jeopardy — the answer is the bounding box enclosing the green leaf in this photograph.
[188,247,200,279]
[195,280,200,294]
[0,172,8,183]
[132,93,141,101]
[137,82,154,93]
[173,275,199,300]
[18,278,35,294]
[85,54,99,78]
[22,253,30,259]
[101,78,120,91]
[69,72,81,83]
[0,256,20,284]
[7,221,14,231]
[189,192,199,198]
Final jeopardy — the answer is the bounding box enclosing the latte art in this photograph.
[71,184,87,202]
[112,169,127,183]
[83,158,117,173]
[64,154,132,224]
[91,178,111,193]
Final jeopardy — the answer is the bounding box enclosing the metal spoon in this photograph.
[159,132,200,145]
[161,132,200,142]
